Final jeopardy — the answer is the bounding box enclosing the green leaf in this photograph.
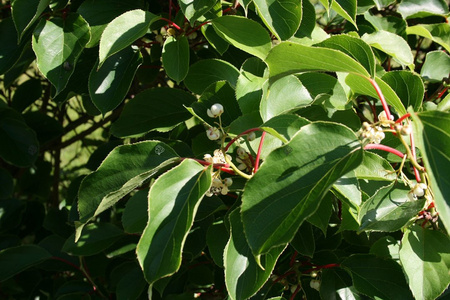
[291,222,315,257]
[253,0,302,40]
[333,171,361,208]
[136,160,211,284]
[295,0,316,38]
[260,75,312,122]
[99,9,159,66]
[421,50,450,83]
[307,191,333,234]
[11,0,51,42]
[345,74,407,116]
[122,189,148,234]
[438,94,450,112]
[0,245,51,282]
[11,79,42,112]
[407,23,450,52]
[398,0,449,19]
[184,59,239,95]
[265,42,370,80]
[236,57,267,114]
[331,0,357,28]
[381,71,424,111]
[0,17,32,75]
[116,264,147,300]
[364,12,407,39]
[189,81,242,127]
[77,141,180,225]
[370,236,400,261]
[224,209,285,300]
[341,254,412,300]
[212,16,272,60]
[362,30,414,67]
[89,47,142,115]
[201,23,229,55]
[0,168,14,199]
[354,152,396,181]
[316,34,376,78]
[358,182,426,232]
[23,111,63,145]
[372,0,395,10]
[179,0,218,24]
[410,111,450,231]
[0,106,39,167]
[77,0,146,48]
[206,221,229,267]
[63,223,123,256]
[162,36,190,83]
[111,87,196,137]
[32,13,90,96]
[241,122,363,257]
[399,225,450,300]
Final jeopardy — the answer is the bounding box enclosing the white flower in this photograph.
[407,191,417,201]
[206,127,221,140]
[378,111,394,127]
[247,131,256,141]
[236,147,248,159]
[401,124,412,136]
[413,183,427,197]
[207,103,224,118]
[204,149,231,165]
[310,280,320,291]
[205,177,232,197]
[358,124,385,144]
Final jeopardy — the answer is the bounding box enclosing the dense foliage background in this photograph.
[0,0,449,299]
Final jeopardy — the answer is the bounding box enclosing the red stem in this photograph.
[224,128,263,151]
[368,78,392,122]
[302,263,340,274]
[395,113,411,124]
[183,158,236,175]
[169,0,173,21]
[186,21,211,36]
[364,144,405,158]
[437,86,448,99]
[273,271,296,284]
[253,131,266,173]
[51,256,80,270]
[160,18,182,31]
[408,121,421,182]
[289,251,298,267]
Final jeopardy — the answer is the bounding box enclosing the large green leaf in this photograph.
[62,223,124,256]
[316,34,376,78]
[400,225,450,300]
[179,0,218,24]
[354,151,396,182]
[184,59,239,95]
[235,57,267,114]
[411,111,450,231]
[359,182,426,232]
[265,42,370,80]
[331,0,357,28]
[11,79,42,112]
[381,71,424,111]
[11,0,51,42]
[212,16,272,60]
[32,13,90,96]
[110,87,196,137]
[122,189,148,234]
[364,12,407,39]
[162,36,190,84]
[89,47,142,115]
[345,74,407,116]
[253,0,302,40]
[341,254,413,299]
[0,245,51,282]
[421,50,450,83]
[362,30,414,67]
[241,122,363,257]
[136,160,211,284]
[0,17,32,75]
[77,0,146,48]
[398,0,449,19]
[224,209,284,300]
[260,75,312,121]
[77,141,180,225]
[407,23,450,53]
[0,107,39,167]
[99,9,159,66]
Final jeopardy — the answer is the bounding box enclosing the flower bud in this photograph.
[206,127,221,140]
[223,178,233,186]
[378,111,393,127]
[310,280,320,291]
[207,103,224,118]
[247,131,256,141]
[401,124,412,136]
